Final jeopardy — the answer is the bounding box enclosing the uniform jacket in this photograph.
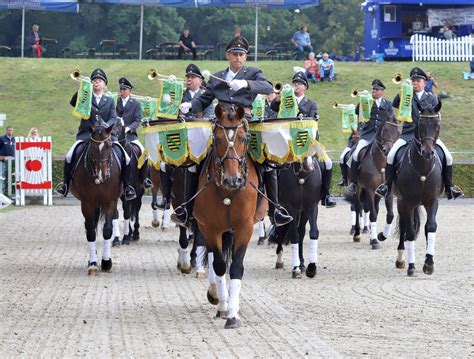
[183,88,215,119]
[393,91,438,141]
[191,66,272,113]
[116,97,141,142]
[27,31,42,47]
[270,96,318,118]
[70,92,118,141]
[0,135,15,158]
[355,97,393,141]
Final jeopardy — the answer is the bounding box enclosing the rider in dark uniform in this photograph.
[179,36,293,227]
[156,63,214,212]
[375,67,463,199]
[347,79,394,194]
[270,71,336,207]
[57,68,136,200]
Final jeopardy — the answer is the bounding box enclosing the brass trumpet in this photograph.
[273,82,283,94]
[392,73,402,84]
[351,89,370,97]
[147,69,185,82]
[333,102,355,109]
[70,68,90,82]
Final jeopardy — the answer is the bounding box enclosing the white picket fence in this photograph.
[411,34,473,62]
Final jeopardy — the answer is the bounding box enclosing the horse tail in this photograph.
[222,231,234,266]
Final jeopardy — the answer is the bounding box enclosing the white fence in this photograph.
[411,34,473,62]
[15,136,53,206]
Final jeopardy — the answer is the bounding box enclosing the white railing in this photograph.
[411,34,473,62]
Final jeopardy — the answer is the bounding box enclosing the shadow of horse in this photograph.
[70,117,122,275]
[193,104,267,329]
[393,102,443,277]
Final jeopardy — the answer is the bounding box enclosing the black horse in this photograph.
[270,158,322,279]
[392,103,444,276]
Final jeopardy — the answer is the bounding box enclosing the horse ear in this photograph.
[214,104,223,120]
[434,99,442,113]
[235,105,245,120]
[104,124,114,134]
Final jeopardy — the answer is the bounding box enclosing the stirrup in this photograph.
[323,195,336,208]
[446,185,464,200]
[375,184,388,198]
[143,178,153,189]
[156,198,170,210]
[56,182,69,197]
[337,177,347,187]
[171,207,190,228]
[347,183,357,194]
[273,208,293,227]
[124,186,137,201]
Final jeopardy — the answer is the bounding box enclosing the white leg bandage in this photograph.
[215,275,228,312]
[406,240,415,264]
[370,222,377,239]
[364,212,370,227]
[195,246,206,272]
[339,147,351,164]
[387,139,407,165]
[88,242,97,263]
[258,220,265,237]
[291,243,300,268]
[207,252,216,285]
[227,279,241,319]
[308,239,318,263]
[124,219,130,236]
[152,209,160,223]
[179,247,191,270]
[351,211,357,226]
[435,139,453,165]
[426,232,436,256]
[112,219,120,238]
[383,223,392,237]
[162,208,171,228]
[102,239,111,260]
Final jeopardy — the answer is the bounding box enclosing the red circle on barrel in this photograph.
[25,159,43,172]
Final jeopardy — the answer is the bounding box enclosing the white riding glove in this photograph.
[179,102,192,114]
[229,79,248,92]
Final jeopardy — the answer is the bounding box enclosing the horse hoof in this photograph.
[292,268,302,279]
[407,267,417,277]
[195,271,207,279]
[122,236,131,246]
[132,233,140,241]
[423,263,434,275]
[151,219,160,228]
[350,226,356,235]
[180,266,192,274]
[275,262,284,269]
[176,262,181,270]
[370,239,380,250]
[362,226,369,234]
[101,258,112,272]
[305,263,317,278]
[395,260,406,269]
[87,262,99,276]
[353,234,361,242]
[225,317,241,329]
[299,263,306,273]
[377,232,387,242]
[207,290,219,305]
[257,236,265,246]
[215,310,227,320]
[112,237,121,247]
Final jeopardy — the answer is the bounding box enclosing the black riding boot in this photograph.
[57,160,73,197]
[375,163,395,197]
[347,160,359,195]
[321,168,337,208]
[157,169,172,209]
[264,169,293,227]
[443,165,464,200]
[122,161,137,201]
[337,163,348,187]
[171,168,199,228]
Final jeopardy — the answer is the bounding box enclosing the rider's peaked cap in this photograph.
[91,68,108,84]
[226,36,249,54]
[185,64,204,79]
[118,77,133,89]
[292,71,309,88]
[371,79,385,90]
[410,67,428,80]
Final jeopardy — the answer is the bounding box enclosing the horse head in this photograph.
[416,101,442,160]
[376,109,402,155]
[89,115,114,184]
[213,103,249,190]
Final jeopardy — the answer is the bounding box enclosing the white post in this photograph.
[21,7,25,58]
[139,4,144,61]
[254,6,258,62]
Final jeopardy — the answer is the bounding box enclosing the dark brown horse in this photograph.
[348,111,402,249]
[193,104,266,329]
[70,117,122,275]
[392,103,443,276]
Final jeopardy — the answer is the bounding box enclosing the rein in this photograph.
[85,134,113,184]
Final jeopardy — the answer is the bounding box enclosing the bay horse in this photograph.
[193,104,267,329]
[70,117,122,275]
[392,103,443,276]
[347,111,402,249]
[271,158,322,279]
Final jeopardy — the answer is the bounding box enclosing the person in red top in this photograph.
[304,52,319,83]
[27,24,45,58]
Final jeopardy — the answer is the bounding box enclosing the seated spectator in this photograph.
[27,128,40,140]
[442,25,456,40]
[304,52,320,83]
[291,25,313,60]
[0,126,15,194]
[319,52,335,82]
[424,72,438,93]
[27,24,45,58]
[178,27,197,60]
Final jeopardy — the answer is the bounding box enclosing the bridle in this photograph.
[374,119,401,153]
[86,125,113,184]
[416,113,440,148]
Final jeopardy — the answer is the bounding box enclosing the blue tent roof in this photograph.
[361,0,473,7]
[0,0,79,13]
[200,0,319,9]
[90,0,198,6]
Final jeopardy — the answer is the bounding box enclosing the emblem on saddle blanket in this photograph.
[141,121,212,167]
[248,120,326,165]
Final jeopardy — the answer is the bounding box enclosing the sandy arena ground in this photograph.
[0,198,472,357]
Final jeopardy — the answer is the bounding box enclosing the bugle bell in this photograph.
[70,68,90,82]
[351,90,359,98]
[392,73,402,84]
[147,69,158,81]
[333,102,355,109]
[351,89,370,97]
[273,82,283,94]
[147,69,185,82]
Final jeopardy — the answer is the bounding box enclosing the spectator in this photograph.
[291,25,313,60]
[27,127,40,140]
[304,52,320,83]
[424,72,438,93]
[442,25,455,40]
[0,126,15,193]
[27,24,45,58]
[319,52,335,82]
[178,27,197,60]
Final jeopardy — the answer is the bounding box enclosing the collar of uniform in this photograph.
[121,95,130,104]
[296,95,305,104]
[188,89,199,98]
[415,90,425,100]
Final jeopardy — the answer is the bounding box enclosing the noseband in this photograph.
[86,128,113,184]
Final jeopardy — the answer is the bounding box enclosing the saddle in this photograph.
[393,141,445,172]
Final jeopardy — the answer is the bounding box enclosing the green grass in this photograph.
[0,58,473,160]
